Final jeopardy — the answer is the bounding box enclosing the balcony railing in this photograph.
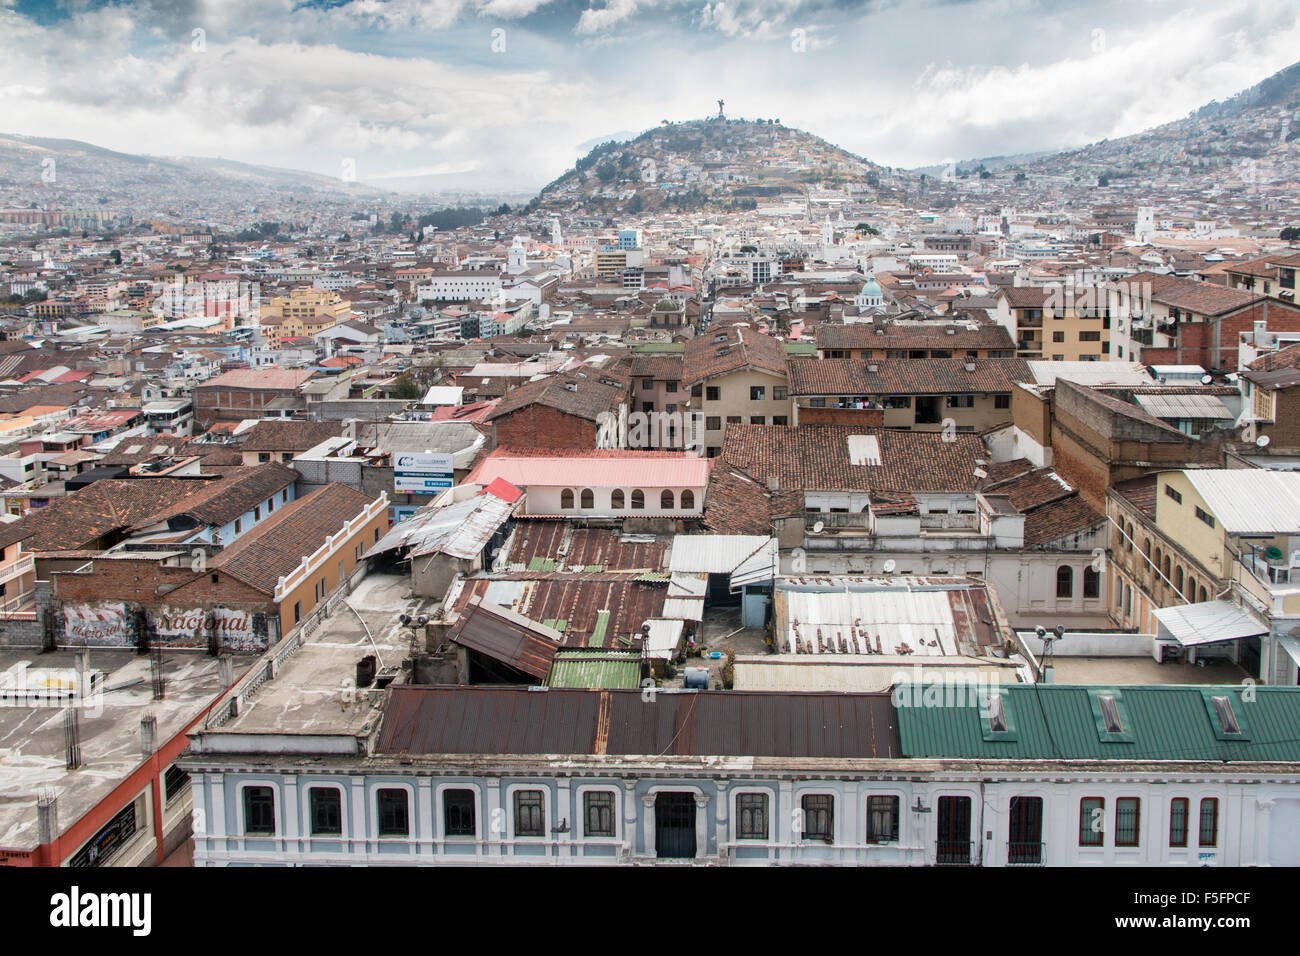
[1007,841,1044,865]
[935,840,975,866]
[920,513,979,531]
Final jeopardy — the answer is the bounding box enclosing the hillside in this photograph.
[533,118,906,215]
[1012,61,1300,188]
[0,133,389,219]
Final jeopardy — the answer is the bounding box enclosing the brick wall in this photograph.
[1146,302,1300,368]
[493,405,597,450]
[1263,387,1300,452]
[798,406,885,426]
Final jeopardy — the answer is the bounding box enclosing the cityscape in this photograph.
[0,0,1296,927]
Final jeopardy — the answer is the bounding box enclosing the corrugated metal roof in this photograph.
[377,687,901,758]
[1027,361,1154,387]
[1133,393,1232,420]
[447,599,563,679]
[1152,600,1269,646]
[669,535,774,574]
[366,485,518,561]
[545,651,642,690]
[898,684,1300,762]
[1182,470,1300,534]
[734,656,1016,693]
[776,578,997,656]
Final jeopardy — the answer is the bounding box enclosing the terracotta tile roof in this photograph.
[1112,475,1158,518]
[701,465,804,535]
[815,322,1015,352]
[998,286,1052,308]
[1247,343,1300,372]
[236,420,346,453]
[683,326,788,385]
[211,483,374,595]
[486,369,628,424]
[1022,494,1103,548]
[0,477,218,551]
[718,424,986,493]
[196,368,315,390]
[133,462,299,530]
[787,357,1031,395]
[629,354,685,379]
[1145,273,1261,316]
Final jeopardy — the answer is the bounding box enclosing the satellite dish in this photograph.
[882,559,897,574]
[1257,435,1271,447]
[812,520,825,533]
[1200,374,1213,385]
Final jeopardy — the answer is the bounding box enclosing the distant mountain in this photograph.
[0,133,391,215]
[532,117,905,215]
[999,61,1300,188]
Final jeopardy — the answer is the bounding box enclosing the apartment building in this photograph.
[683,325,791,458]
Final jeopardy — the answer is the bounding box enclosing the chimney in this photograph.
[74,648,89,698]
[218,654,235,689]
[36,789,58,845]
[767,477,779,492]
[1254,319,1268,343]
[140,713,157,758]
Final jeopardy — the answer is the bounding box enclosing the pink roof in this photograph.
[482,477,524,503]
[200,368,314,390]
[470,454,711,489]
[53,370,92,383]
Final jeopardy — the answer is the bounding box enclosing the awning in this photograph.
[1152,600,1269,647]
[1277,634,1300,669]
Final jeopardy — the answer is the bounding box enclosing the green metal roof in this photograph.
[588,609,610,648]
[632,342,685,353]
[896,684,1300,762]
[544,650,642,690]
[783,341,817,355]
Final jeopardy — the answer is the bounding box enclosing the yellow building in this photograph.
[261,288,351,347]
[1107,468,1300,683]
[996,286,1109,361]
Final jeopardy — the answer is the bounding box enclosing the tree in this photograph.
[110,249,122,265]
[595,160,618,182]
[1098,175,1110,187]
[1281,226,1300,241]
[390,373,423,401]
[626,194,644,214]
[1014,171,1027,183]
[496,203,512,215]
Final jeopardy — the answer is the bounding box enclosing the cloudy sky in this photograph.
[1,0,1297,192]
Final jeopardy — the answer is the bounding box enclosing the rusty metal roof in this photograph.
[446,599,563,679]
[376,686,902,758]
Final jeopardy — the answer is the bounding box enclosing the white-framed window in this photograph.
[306,783,345,837]
[436,783,482,840]
[577,785,619,840]
[733,789,772,841]
[237,780,280,837]
[505,783,551,841]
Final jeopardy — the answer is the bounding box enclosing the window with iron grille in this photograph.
[309,787,342,836]
[514,790,545,837]
[377,788,409,837]
[243,786,275,835]
[583,791,615,838]
[443,789,476,836]
[737,793,768,840]
[1115,797,1140,846]
[1079,797,1104,846]
[163,763,190,804]
[865,795,899,843]
[1199,798,1218,847]
[1169,798,1189,847]
[800,794,833,842]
